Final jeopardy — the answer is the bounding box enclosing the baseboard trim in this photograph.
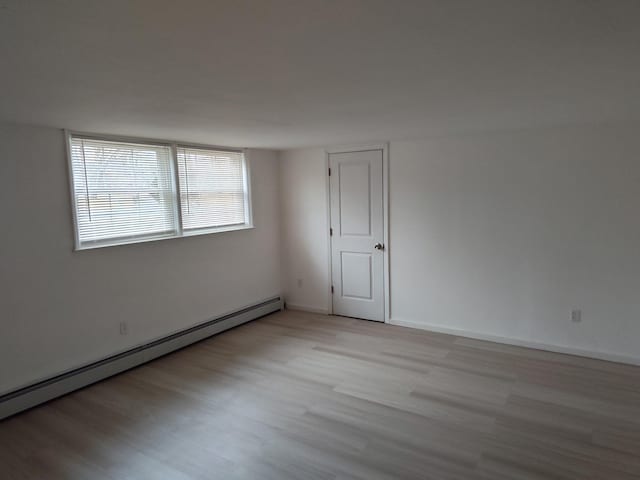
[389,318,640,367]
[284,303,329,315]
[0,296,284,420]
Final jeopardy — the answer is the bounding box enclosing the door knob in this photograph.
[374,243,385,251]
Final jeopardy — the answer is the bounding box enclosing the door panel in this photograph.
[339,162,371,236]
[341,252,372,299]
[330,149,384,322]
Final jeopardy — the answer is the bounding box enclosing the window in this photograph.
[177,147,248,231]
[68,134,252,249]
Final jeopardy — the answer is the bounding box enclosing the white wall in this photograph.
[4,120,640,395]
[278,123,640,363]
[279,148,330,313]
[0,123,281,394]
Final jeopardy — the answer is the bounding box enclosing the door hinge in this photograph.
[331,285,334,294]
[330,227,333,236]
[328,167,331,176]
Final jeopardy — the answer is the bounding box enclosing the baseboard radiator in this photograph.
[0,296,283,420]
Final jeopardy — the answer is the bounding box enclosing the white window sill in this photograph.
[74,224,255,251]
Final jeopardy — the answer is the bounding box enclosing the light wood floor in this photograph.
[2,310,640,479]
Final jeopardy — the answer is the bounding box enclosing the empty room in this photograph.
[1,1,640,478]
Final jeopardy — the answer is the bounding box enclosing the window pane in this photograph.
[176,147,247,231]
[70,137,177,246]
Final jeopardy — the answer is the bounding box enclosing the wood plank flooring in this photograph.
[1,310,640,479]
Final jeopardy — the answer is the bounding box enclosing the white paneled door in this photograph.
[329,149,385,322]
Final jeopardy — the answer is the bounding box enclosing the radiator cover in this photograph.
[0,296,283,420]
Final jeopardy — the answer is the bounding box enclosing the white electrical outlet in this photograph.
[571,309,582,323]
[119,321,128,335]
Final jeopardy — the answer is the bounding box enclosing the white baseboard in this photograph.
[0,296,284,420]
[389,318,640,367]
[285,303,329,315]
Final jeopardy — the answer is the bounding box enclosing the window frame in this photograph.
[65,130,253,251]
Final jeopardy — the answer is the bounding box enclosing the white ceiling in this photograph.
[1,0,639,149]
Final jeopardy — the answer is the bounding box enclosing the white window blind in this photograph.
[68,133,252,250]
[176,147,248,231]
[70,137,177,247]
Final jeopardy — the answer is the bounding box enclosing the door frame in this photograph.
[325,143,390,323]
